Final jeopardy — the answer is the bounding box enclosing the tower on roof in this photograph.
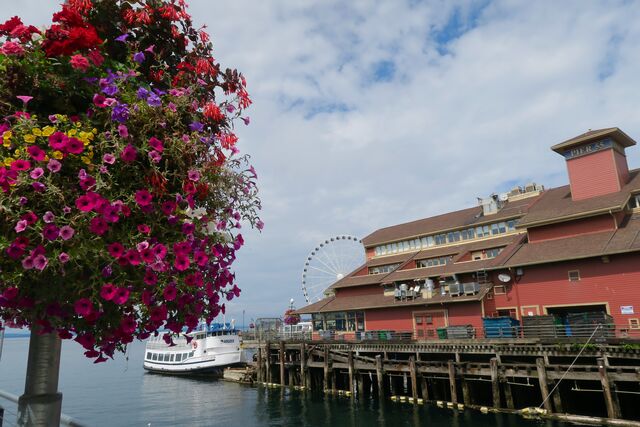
[551,127,635,201]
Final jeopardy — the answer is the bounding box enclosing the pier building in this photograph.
[297,127,640,340]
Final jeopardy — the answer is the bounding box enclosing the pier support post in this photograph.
[461,363,472,405]
[448,360,458,404]
[348,351,355,396]
[490,358,501,408]
[300,343,307,389]
[357,373,365,398]
[265,341,272,383]
[420,374,429,401]
[502,375,515,410]
[536,358,552,413]
[279,341,286,386]
[409,357,418,402]
[323,347,330,391]
[257,347,263,383]
[598,358,621,419]
[551,381,563,413]
[375,355,385,400]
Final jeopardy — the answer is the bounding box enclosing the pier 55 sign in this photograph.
[563,138,613,160]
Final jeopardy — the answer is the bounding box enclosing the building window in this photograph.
[494,285,506,295]
[369,263,401,275]
[629,194,640,210]
[416,256,451,268]
[415,316,423,325]
[629,319,640,330]
[568,270,580,282]
[486,290,494,300]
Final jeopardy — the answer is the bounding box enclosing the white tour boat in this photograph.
[143,322,242,375]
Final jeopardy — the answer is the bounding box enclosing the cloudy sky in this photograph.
[4,0,640,325]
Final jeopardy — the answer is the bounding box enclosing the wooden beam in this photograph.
[324,347,330,391]
[376,355,385,400]
[279,341,286,386]
[490,358,501,408]
[536,358,552,413]
[265,341,271,383]
[461,363,472,406]
[552,381,563,413]
[597,358,621,419]
[448,360,458,404]
[348,351,355,396]
[300,343,307,388]
[420,374,429,401]
[409,357,418,402]
[256,346,262,383]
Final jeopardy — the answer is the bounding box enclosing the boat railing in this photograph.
[0,389,86,427]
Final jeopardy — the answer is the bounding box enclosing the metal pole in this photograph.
[17,330,63,427]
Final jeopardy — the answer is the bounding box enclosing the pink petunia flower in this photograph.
[174,254,190,271]
[102,153,116,164]
[75,195,95,212]
[89,217,108,235]
[120,144,137,163]
[163,285,177,301]
[1,41,25,55]
[33,254,48,271]
[59,225,75,240]
[113,287,130,305]
[100,283,117,301]
[118,124,129,138]
[30,167,44,179]
[47,159,62,173]
[42,224,60,241]
[48,132,68,151]
[74,298,93,318]
[27,145,46,162]
[107,242,125,258]
[124,249,141,265]
[69,54,90,72]
[148,136,163,152]
[15,220,27,233]
[134,189,153,207]
[58,252,70,263]
[10,159,31,171]
[17,95,33,106]
[66,137,84,154]
[43,211,55,223]
[187,170,200,182]
[148,150,161,163]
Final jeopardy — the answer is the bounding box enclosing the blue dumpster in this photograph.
[483,317,520,338]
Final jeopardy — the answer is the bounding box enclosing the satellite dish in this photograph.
[498,193,509,202]
[498,273,511,283]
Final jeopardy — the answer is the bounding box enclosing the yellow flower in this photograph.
[4,158,14,166]
[14,148,22,156]
[81,156,92,165]
[52,151,64,160]
[92,128,98,134]
[3,130,12,140]
[32,128,42,136]
[41,126,55,137]
[67,129,78,137]
[23,134,36,144]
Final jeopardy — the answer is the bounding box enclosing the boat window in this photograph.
[176,353,182,362]
[190,351,195,357]
[163,354,170,362]
[152,353,158,361]
[146,352,152,360]
[170,354,175,362]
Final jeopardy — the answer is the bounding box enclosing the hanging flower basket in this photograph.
[0,0,261,362]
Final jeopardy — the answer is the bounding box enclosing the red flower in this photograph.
[49,132,68,151]
[174,254,190,271]
[74,298,93,318]
[69,54,90,72]
[134,189,153,207]
[89,217,108,235]
[113,287,130,305]
[120,144,137,163]
[10,159,31,171]
[66,137,84,154]
[107,242,124,258]
[75,195,95,212]
[0,16,23,35]
[124,249,141,266]
[100,283,116,301]
[203,102,224,122]
[163,285,177,301]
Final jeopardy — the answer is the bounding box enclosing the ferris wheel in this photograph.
[302,235,364,303]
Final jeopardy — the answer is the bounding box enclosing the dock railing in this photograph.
[0,389,86,427]
[260,323,640,343]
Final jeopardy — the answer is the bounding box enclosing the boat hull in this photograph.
[143,351,242,375]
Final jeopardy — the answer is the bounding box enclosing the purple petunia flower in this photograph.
[115,33,129,42]
[33,254,48,271]
[43,211,55,223]
[59,226,75,240]
[47,159,61,173]
[189,122,204,132]
[133,51,145,63]
[111,103,129,123]
[102,84,118,97]
[58,252,70,263]
[103,153,116,165]
[136,87,149,100]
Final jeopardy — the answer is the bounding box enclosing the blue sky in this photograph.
[3,0,640,329]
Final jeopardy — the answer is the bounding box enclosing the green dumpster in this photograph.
[437,328,448,339]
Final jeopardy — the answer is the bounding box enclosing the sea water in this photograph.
[0,337,576,426]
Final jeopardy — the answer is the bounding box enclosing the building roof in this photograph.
[295,284,491,314]
[361,197,536,247]
[551,127,636,154]
[517,169,640,228]
[505,213,640,267]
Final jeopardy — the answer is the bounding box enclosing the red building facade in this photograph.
[298,128,640,339]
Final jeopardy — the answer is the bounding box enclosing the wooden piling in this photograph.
[265,341,271,383]
[409,357,418,402]
[376,355,385,399]
[300,343,307,389]
[536,358,552,413]
[597,358,621,419]
[448,360,458,404]
[503,376,515,410]
[323,347,330,391]
[256,347,263,382]
[420,374,429,401]
[552,381,563,413]
[461,363,472,405]
[357,373,365,398]
[279,341,286,386]
[348,351,355,396]
[490,358,501,408]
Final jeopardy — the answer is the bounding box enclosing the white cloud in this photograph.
[3,0,640,321]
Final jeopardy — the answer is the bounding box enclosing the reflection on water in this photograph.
[0,338,574,427]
